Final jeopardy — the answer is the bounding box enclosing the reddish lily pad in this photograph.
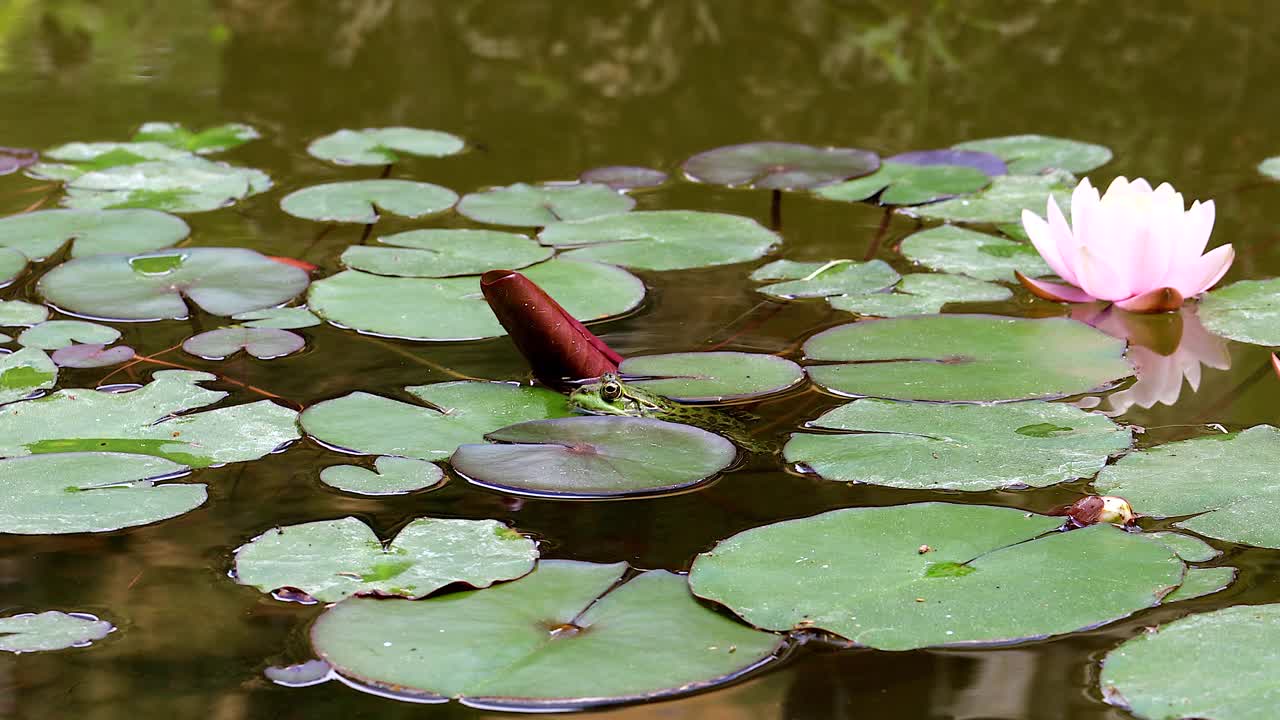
[182,327,305,360]
[579,166,669,190]
[683,142,879,190]
[51,344,136,369]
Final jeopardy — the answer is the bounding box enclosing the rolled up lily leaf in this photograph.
[480,269,622,388]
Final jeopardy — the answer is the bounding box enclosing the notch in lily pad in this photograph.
[456,182,634,227]
[0,208,189,262]
[320,457,445,496]
[814,149,998,206]
[903,171,1075,225]
[132,122,260,154]
[753,258,900,300]
[182,327,305,360]
[341,229,551,278]
[828,273,1012,317]
[616,352,804,402]
[307,127,465,166]
[62,156,272,213]
[952,135,1112,175]
[281,180,458,224]
[538,210,780,271]
[899,225,1051,282]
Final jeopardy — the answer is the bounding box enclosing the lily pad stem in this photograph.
[96,342,300,409]
[863,207,893,261]
[769,189,782,230]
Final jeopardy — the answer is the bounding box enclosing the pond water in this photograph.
[2,1,1280,718]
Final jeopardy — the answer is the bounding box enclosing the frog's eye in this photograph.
[600,380,622,401]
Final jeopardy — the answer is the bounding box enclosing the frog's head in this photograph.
[568,373,668,416]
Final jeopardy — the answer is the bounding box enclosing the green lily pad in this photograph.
[63,157,271,213]
[0,208,189,261]
[0,247,24,286]
[1259,157,1280,180]
[0,300,49,326]
[1148,531,1222,563]
[1100,604,1280,720]
[133,122,260,154]
[320,457,445,496]
[903,172,1075,225]
[0,369,300,467]
[451,416,737,498]
[0,611,114,652]
[17,320,119,351]
[281,180,458,224]
[310,560,783,710]
[230,306,321,329]
[952,135,1112,175]
[28,141,192,182]
[538,210,780,271]
[0,452,204,534]
[341,229,551,278]
[301,381,573,462]
[51,344,136,369]
[182,327,304,360]
[814,162,990,206]
[1094,426,1280,549]
[617,352,805,402]
[234,516,536,602]
[803,314,1132,402]
[899,225,1052,282]
[755,259,900,300]
[38,247,310,321]
[307,258,643,341]
[456,183,634,227]
[0,348,57,405]
[784,398,1130,491]
[682,142,879,190]
[827,273,1012,317]
[307,127,465,166]
[1197,278,1280,346]
[689,503,1186,651]
[1163,566,1237,603]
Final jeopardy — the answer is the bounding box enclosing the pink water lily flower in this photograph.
[1016,177,1234,312]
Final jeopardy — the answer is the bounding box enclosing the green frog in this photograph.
[567,373,773,453]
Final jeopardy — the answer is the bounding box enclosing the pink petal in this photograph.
[1015,271,1097,303]
[1074,245,1132,301]
[1021,208,1076,285]
[1170,244,1234,297]
[1114,287,1184,313]
[1045,197,1081,285]
[1178,200,1215,265]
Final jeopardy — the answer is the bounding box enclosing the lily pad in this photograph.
[899,225,1052,282]
[1100,604,1280,720]
[1094,425,1280,549]
[1259,157,1280,180]
[63,157,272,213]
[538,210,780,271]
[814,162,990,206]
[234,516,536,602]
[301,381,573,462]
[230,307,321,329]
[456,183,634,227]
[0,247,24,286]
[341,229,551,278]
[827,273,1012,317]
[133,122,260,154]
[689,503,1186,650]
[0,300,48,326]
[17,320,119,351]
[39,247,310,321]
[0,452,204,534]
[1148,531,1221,563]
[281,180,458,224]
[888,149,1008,176]
[952,135,1112,175]
[803,314,1131,402]
[0,348,57,405]
[617,352,805,402]
[1197,278,1280,346]
[0,611,113,652]
[755,259,900,300]
[51,344,136,369]
[0,369,300,467]
[682,142,879,190]
[451,416,737,498]
[903,172,1075,225]
[307,127,465,166]
[0,147,38,176]
[28,141,192,182]
[320,457,445,496]
[307,258,643,341]
[579,166,669,190]
[182,327,304,360]
[784,398,1130,491]
[0,208,189,261]
[1164,567,1237,603]
[310,560,783,710]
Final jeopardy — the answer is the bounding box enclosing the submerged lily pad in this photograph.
[133,122,260,154]
[828,273,1012,317]
[51,344,135,369]
[952,135,1112,175]
[456,183,634,227]
[0,208,189,261]
[341,229,551,278]
[234,516,536,602]
[308,258,643,341]
[538,210,780,271]
[689,503,1185,650]
[28,141,192,182]
[320,457,445,496]
[0,248,24,286]
[814,162,990,206]
[899,225,1052,281]
[307,127,465,166]
[311,560,783,710]
[617,352,804,402]
[39,247,310,321]
[0,369,299,467]
[1197,278,1280,346]
[755,259,900,300]
[1100,604,1280,720]
[682,142,879,190]
[904,172,1075,225]
[452,417,737,498]
[784,399,1130,491]
[579,165,669,190]
[0,611,113,652]
[281,180,458,224]
[231,307,321,329]
[0,452,203,534]
[804,314,1131,402]
[1094,425,1280,549]
[17,320,119,351]
[0,300,48,327]
[0,348,57,405]
[182,327,305,360]
[63,157,271,213]
[301,381,573,462]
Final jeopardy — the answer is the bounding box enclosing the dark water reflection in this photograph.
[2,1,1279,718]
